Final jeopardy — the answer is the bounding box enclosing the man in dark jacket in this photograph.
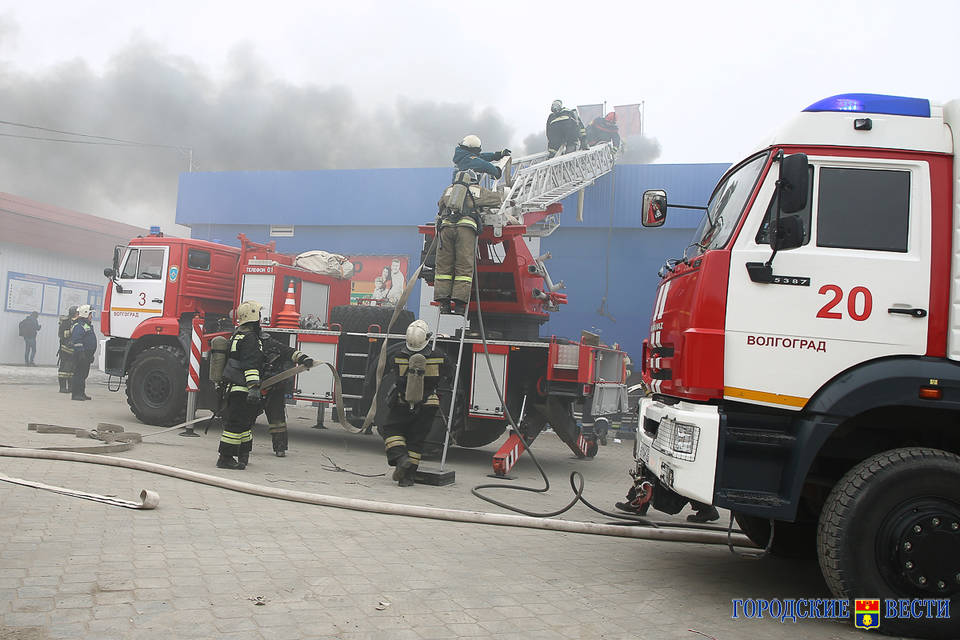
[587,112,621,148]
[378,320,450,486]
[70,305,96,400]
[19,311,41,366]
[452,134,510,180]
[217,301,313,469]
[546,100,589,157]
[57,306,79,393]
[261,330,313,457]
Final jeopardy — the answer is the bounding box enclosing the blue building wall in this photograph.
[177,162,729,360]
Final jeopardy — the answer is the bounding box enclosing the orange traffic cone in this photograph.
[274,281,300,328]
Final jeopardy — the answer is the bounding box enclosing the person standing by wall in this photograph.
[70,305,96,401]
[18,311,41,366]
[57,306,79,393]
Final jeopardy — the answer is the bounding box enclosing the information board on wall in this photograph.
[4,272,104,317]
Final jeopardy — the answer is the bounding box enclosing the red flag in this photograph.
[614,104,642,136]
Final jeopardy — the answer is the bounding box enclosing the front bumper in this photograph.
[636,398,720,505]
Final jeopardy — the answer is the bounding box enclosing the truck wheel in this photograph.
[125,345,187,426]
[733,513,817,558]
[817,448,960,639]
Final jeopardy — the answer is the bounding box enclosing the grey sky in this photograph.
[1,0,958,230]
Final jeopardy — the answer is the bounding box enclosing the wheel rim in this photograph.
[877,498,960,597]
[143,369,172,408]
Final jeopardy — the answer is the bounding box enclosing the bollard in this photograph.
[181,315,202,437]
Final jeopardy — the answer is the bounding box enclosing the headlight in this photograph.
[674,423,698,455]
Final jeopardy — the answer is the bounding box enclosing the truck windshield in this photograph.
[692,152,769,252]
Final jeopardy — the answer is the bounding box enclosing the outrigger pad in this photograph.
[415,466,455,486]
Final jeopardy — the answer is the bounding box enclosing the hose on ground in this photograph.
[0,447,753,547]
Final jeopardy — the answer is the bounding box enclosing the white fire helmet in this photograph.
[460,134,481,151]
[551,99,563,113]
[77,304,92,318]
[405,319,431,352]
[237,300,263,325]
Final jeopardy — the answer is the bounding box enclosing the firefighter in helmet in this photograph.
[70,305,96,401]
[261,330,314,457]
[217,301,265,470]
[546,99,589,157]
[435,135,509,315]
[57,305,79,394]
[217,300,314,469]
[377,319,450,486]
[587,112,621,149]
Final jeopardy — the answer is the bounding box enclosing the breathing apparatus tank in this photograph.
[208,335,230,383]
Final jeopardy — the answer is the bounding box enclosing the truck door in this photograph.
[110,246,170,338]
[725,155,930,409]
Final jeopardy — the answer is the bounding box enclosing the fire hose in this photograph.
[0,446,752,546]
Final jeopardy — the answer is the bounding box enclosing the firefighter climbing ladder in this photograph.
[432,144,620,474]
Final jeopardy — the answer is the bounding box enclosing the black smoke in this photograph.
[0,39,514,229]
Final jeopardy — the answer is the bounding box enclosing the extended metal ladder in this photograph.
[482,142,619,237]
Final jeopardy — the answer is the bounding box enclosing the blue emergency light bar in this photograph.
[803,93,930,118]
[150,225,161,235]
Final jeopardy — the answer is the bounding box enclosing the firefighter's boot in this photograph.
[58,379,69,393]
[687,505,720,523]
[271,431,288,457]
[237,454,249,469]
[216,455,241,470]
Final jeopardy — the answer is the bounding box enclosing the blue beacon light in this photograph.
[803,93,931,118]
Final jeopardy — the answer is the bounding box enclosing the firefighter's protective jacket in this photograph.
[225,324,264,393]
[453,146,502,180]
[378,342,449,419]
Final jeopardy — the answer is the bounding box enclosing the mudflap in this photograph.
[545,396,597,458]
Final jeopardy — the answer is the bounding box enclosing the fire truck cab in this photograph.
[637,94,960,638]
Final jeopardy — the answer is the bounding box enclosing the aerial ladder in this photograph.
[422,142,627,476]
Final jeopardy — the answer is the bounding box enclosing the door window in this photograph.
[816,168,910,252]
[119,249,140,279]
[118,248,165,279]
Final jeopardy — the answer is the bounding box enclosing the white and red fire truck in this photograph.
[636,93,959,638]
[100,147,629,473]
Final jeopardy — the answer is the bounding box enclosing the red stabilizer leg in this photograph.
[492,433,527,476]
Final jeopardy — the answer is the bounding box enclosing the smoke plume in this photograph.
[0,39,514,229]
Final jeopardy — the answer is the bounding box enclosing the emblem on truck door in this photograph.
[169,265,179,282]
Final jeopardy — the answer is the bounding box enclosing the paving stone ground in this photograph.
[0,368,873,639]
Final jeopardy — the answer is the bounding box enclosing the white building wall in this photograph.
[0,241,108,366]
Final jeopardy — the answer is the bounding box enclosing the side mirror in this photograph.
[642,190,667,227]
[772,215,803,251]
[779,153,809,214]
[103,268,115,278]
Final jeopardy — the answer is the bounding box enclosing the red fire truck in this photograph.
[636,94,959,638]
[101,147,629,472]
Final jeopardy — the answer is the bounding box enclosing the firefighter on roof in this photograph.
[377,320,450,486]
[262,330,314,457]
[57,305,79,394]
[435,135,508,315]
[546,100,589,157]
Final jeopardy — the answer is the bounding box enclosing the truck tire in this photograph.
[125,345,188,426]
[817,447,960,639]
[330,305,414,338]
[733,513,817,559]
